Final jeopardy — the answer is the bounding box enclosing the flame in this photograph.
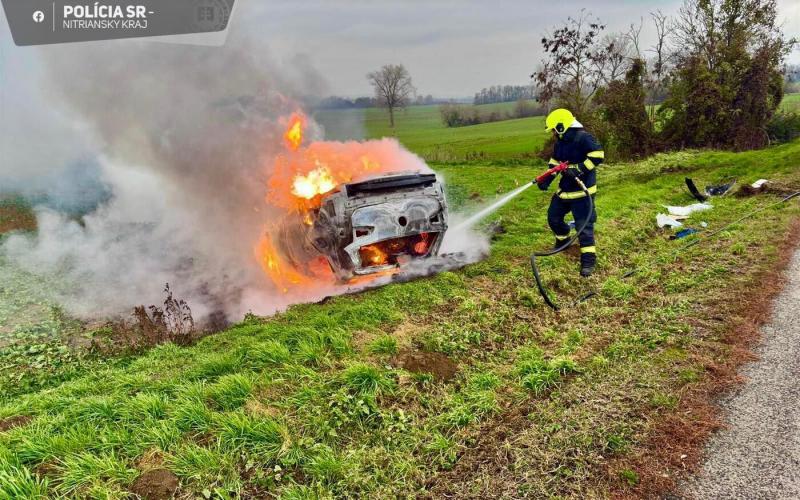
[360,244,390,266]
[291,166,337,199]
[257,110,432,293]
[284,114,304,151]
[255,235,311,293]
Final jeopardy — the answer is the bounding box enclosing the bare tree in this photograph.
[367,64,415,128]
[601,33,633,83]
[626,18,644,59]
[532,11,612,115]
[647,10,675,120]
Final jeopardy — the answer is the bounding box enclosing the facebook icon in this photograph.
[32,10,44,23]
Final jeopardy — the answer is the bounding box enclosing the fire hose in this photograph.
[529,162,594,310]
[527,162,800,311]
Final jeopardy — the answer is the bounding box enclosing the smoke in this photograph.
[2,33,491,326]
[2,35,332,323]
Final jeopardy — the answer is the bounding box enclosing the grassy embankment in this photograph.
[1,106,800,498]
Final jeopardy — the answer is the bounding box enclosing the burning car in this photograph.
[271,172,448,281]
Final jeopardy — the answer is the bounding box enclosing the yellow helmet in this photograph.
[545,108,575,137]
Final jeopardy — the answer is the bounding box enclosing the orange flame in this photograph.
[284,114,304,151]
[291,165,337,199]
[258,110,430,293]
[255,235,310,293]
[360,244,389,266]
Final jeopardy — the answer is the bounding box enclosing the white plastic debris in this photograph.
[700,221,708,228]
[664,203,713,217]
[657,213,684,228]
[751,179,769,188]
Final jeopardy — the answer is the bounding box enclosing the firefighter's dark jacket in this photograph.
[539,128,605,199]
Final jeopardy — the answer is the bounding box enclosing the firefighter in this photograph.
[537,108,604,277]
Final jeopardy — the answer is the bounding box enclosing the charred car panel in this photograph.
[273,173,448,281]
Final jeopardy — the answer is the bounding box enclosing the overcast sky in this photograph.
[1,0,799,185]
[247,0,800,97]
[2,0,797,100]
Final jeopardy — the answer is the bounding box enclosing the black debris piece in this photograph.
[685,178,708,202]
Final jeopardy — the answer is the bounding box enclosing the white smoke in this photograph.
[2,32,493,327]
[2,35,332,323]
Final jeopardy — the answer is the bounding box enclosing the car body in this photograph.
[273,172,448,281]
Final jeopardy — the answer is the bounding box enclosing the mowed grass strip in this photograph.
[0,141,799,497]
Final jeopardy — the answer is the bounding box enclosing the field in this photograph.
[314,101,547,162]
[315,93,799,162]
[781,92,800,112]
[2,108,800,498]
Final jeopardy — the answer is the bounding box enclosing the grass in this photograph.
[315,93,799,163]
[781,92,800,112]
[0,198,37,234]
[314,102,547,162]
[0,201,117,401]
[2,114,800,496]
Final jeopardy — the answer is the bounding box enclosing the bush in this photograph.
[767,112,800,143]
[512,98,542,118]
[596,59,655,160]
[657,0,790,151]
[440,100,543,128]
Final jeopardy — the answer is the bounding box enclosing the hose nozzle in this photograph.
[535,162,569,185]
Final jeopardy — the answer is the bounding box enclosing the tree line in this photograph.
[440,99,543,127]
[534,0,798,159]
[315,93,443,110]
[473,85,536,105]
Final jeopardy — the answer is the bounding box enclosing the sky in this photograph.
[249,0,800,97]
[2,1,798,98]
[0,0,798,184]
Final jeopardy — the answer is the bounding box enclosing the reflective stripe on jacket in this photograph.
[549,128,604,199]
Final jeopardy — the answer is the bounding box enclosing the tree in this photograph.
[596,59,655,159]
[532,11,613,116]
[659,0,795,149]
[366,64,415,128]
[600,33,633,84]
[646,10,675,121]
[473,84,535,105]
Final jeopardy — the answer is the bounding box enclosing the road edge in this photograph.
[608,217,800,499]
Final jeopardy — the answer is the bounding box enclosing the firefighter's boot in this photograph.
[580,252,596,277]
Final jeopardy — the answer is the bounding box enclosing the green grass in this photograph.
[314,102,547,162]
[781,92,800,112]
[2,127,800,496]
[315,95,800,163]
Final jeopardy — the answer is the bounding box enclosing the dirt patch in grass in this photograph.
[392,351,458,381]
[130,469,179,500]
[735,182,800,198]
[607,218,800,498]
[0,415,32,432]
[135,449,165,470]
[0,202,36,234]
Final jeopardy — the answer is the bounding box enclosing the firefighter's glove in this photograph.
[537,174,555,191]
[563,164,582,179]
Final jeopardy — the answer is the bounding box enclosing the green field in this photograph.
[781,92,800,112]
[315,93,800,163]
[2,112,800,497]
[314,102,547,162]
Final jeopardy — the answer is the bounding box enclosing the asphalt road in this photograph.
[680,246,800,499]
